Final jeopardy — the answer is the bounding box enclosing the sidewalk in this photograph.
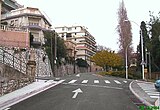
[129,80,159,106]
[0,79,64,110]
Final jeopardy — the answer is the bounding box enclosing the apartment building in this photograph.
[55,26,97,63]
[0,0,30,48]
[0,0,22,22]
[1,7,52,47]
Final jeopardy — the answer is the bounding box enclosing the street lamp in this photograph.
[124,20,145,80]
[125,43,130,79]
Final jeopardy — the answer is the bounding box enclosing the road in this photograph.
[8,73,139,110]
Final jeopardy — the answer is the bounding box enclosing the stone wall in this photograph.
[0,63,31,96]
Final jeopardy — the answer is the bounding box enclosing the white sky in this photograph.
[16,0,160,52]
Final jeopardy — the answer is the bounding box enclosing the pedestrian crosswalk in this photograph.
[68,80,77,84]
[63,79,127,85]
[137,83,160,99]
[81,80,88,84]
[114,80,121,84]
[94,80,99,84]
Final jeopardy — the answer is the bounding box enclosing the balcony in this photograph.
[2,0,21,10]
[0,25,27,32]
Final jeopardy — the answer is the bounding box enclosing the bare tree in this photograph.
[117,0,133,66]
[97,44,111,52]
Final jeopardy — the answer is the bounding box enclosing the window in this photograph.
[66,33,72,38]
[68,27,72,31]
[10,20,14,26]
[15,20,18,27]
[62,27,65,31]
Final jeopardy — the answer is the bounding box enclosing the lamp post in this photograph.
[125,43,130,79]
[124,20,145,80]
[140,25,145,80]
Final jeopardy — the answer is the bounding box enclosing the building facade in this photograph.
[1,0,22,23]
[55,26,97,63]
[1,7,52,47]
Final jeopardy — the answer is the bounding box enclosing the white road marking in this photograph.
[63,82,123,90]
[94,80,99,83]
[4,108,10,110]
[76,74,80,77]
[72,88,83,98]
[137,82,160,99]
[145,91,160,94]
[104,80,110,84]
[147,93,160,96]
[114,80,121,84]
[150,96,159,99]
[123,81,127,83]
[68,80,77,84]
[81,80,88,84]
[142,88,156,91]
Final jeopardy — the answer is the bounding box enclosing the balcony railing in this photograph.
[0,25,27,32]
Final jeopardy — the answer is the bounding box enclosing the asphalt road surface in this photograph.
[9,73,139,110]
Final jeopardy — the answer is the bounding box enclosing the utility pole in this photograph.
[73,47,76,74]
[51,32,54,76]
[140,22,145,80]
[53,31,57,76]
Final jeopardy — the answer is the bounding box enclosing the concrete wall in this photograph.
[0,29,29,48]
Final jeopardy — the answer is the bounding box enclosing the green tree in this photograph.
[43,30,67,67]
[136,21,151,71]
[76,58,89,68]
[148,12,160,71]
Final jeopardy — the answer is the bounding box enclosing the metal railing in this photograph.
[0,47,28,74]
[0,24,27,32]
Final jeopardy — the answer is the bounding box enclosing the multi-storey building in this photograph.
[55,26,97,63]
[1,6,52,47]
[0,0,30,48]
[0,0,22,23]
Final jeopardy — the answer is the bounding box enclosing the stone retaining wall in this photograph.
[0,63,32,96]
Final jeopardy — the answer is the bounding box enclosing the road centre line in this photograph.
[62,82,123,90]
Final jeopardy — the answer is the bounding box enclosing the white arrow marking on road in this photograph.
[72,88,83,98]
[76,74,80,77]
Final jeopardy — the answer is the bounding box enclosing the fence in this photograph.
[0,47,28,74]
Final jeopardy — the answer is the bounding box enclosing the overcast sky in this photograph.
[16,0,160,52]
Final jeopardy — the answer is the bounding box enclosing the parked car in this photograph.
[155,79,160,91]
